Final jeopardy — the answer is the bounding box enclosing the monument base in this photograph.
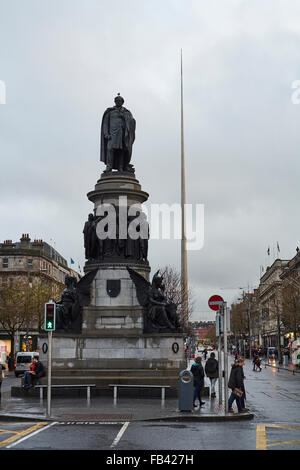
[37,332,186,391]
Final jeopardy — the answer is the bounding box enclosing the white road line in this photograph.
[6,422,58,449]
[110,421,130,448]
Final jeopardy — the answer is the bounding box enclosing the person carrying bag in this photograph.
[228,357,248,413]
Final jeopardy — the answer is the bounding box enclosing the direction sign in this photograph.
[208,295,224,311]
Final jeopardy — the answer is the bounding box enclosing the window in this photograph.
[27,259,33,268]
[2,258,8,268]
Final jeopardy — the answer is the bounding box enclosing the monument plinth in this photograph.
[37,94,186,394]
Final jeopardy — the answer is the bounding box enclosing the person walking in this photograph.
[191,356,205,408]
[228,357,249,413]
[7,352,15,372]
[205,352,218,398]
[0,363,6,399]
[252,353,258,371]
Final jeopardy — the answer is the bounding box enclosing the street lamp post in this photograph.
[248,294,252,359]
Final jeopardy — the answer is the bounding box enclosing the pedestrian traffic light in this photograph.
[44,302,56,331]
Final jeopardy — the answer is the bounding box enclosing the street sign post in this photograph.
[208,295,229,410]
[209,295,224,405]
[223,302,229,412]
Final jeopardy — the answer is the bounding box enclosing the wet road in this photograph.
[0,357,299,451]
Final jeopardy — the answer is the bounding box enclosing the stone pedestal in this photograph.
[37,171,186,394]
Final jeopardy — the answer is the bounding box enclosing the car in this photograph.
[14,351,39,377]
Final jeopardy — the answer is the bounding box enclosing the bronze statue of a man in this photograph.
[100,94,136,173]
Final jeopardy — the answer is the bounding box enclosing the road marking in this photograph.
[5,422,57,449]
[58,421,125,425]
[110,422,130,448]
[256,424,300,450]
[256,425,267,450]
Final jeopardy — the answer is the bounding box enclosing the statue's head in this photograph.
[88,213,94,221]
[153,270,164,287]
[114,93,124,107]
[65,275,77,287]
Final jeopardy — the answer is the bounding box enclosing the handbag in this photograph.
[233,388,243,398]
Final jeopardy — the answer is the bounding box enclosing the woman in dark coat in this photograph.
[205,352,218,398]
[191,356,205,407]
[228,357,248,413]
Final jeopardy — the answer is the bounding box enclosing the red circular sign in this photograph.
[208,295,224,311]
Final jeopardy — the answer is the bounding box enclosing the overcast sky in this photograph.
[1,0,300,321]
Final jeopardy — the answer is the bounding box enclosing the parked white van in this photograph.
[15,352,39,377]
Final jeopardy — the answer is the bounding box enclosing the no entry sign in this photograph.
[208,295,224,311]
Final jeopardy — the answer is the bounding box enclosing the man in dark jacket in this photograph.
[23,356,45,389]
[191,357,205,407]
[228,357,248,413]
[205,352,218,398]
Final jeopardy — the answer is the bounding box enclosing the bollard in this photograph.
[178,370,194,412]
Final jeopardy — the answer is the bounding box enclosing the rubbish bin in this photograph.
[178,370,194,412]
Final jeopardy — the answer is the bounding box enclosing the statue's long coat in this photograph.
[100,106,136,164]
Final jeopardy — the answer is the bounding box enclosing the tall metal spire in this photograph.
[180,49,188,327]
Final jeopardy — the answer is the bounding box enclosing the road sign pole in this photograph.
[218,330,222,405]
[47,330,52,418]
[208,295,225,406]
[218,309,222,405]
[223,302,228,412]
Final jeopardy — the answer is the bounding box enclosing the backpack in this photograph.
[205,358,218,373]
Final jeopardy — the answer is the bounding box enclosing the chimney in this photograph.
[20,233,31,249]
[1,239,16,248]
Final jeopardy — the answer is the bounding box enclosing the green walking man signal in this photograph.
[44,301,56,331]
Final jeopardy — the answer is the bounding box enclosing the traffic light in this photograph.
[44,302,56,331]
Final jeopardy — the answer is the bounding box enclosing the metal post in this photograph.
[248,293,252,360]
[223,302,228,412]
[218,314,222,405]
[47,331,52,418]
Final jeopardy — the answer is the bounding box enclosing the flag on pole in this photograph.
[267,247,270,256]
[277,242,280,253]
[70,258,75,265]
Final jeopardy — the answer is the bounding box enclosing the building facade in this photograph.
[258,259,289,349]
[0,234,79,356]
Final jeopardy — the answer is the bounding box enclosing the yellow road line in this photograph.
[256,425,267,450]
[0,422,48,448]
[0,429,20,435]
[266,440,300,448]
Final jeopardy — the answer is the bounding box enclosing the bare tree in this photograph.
[0,274,63,352]
[160,265,194,328]
[281,280,300,341]
[0,277,33,353]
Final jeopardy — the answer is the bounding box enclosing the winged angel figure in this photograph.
[127,267,181,333]
[56,269,98,332]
